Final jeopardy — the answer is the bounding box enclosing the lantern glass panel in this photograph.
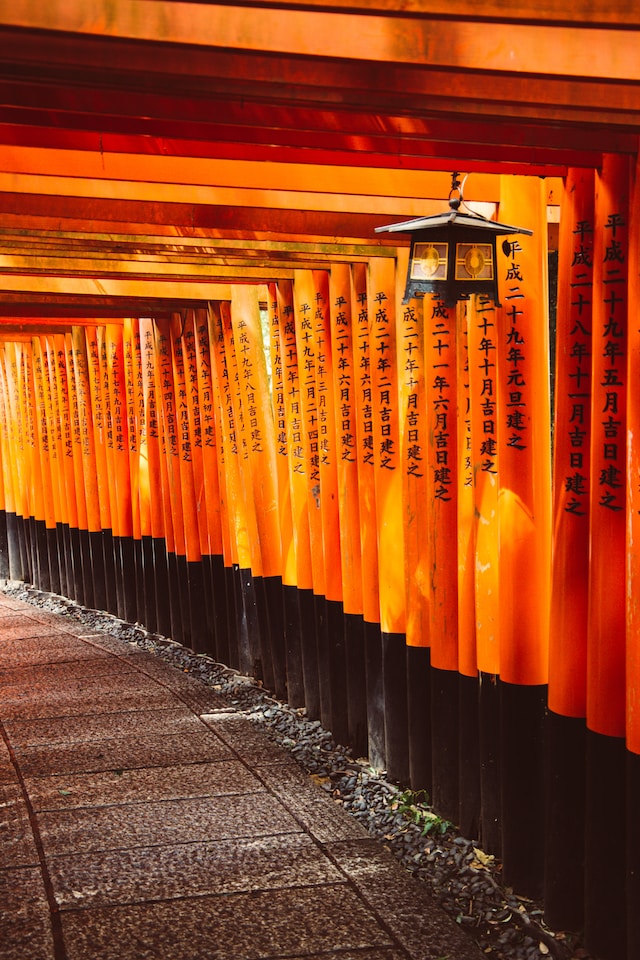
[455,242,494,281]
[410,242,448,281]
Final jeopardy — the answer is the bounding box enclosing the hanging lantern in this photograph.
[375,173,533,306]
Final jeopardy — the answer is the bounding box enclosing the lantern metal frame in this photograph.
[375,173,533,306]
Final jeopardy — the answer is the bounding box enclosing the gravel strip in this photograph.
[1,581,597,960]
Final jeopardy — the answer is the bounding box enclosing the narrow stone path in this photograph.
[0,591,482,960]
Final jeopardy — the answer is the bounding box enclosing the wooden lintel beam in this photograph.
[0,120,579,174]
[0,74,636,155]
[2,2,639,85]
[0,296,208,319]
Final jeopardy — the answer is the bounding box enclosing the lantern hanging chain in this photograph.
[449,171,493,222]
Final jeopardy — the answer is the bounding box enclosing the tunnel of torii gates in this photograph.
[3,159,640,958]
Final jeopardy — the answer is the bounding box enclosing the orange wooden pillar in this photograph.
[398,286,432,793]
[422,294,461,819]
[208,300,254,670]
[153,317,189,643]
[121,318,146,625]
[62,331,92,606]
[16,342,44,588]
[230,285,284,690]
[271,279,314,705]
[368,257,408,782]
[0,364,8,580]
[103,323,136,622]
[626,149,640,960]
[315,268,348,742]
[138,317,172,636]
[169,312,206,651]
[329,264,367,753]
[544,167,595,932]
[351,261,383,766]
[292,269,346,738]
[292,268,327,719]
[192,308,227,661]
[85,327,118,614]
[129,319,155,628]
[267,281,302,703]
[0,344,23,579]
[220,295,265,677]
[30,338,57,592]
[68,326,104,609]
[583,153,631,960]
[496,175,552,898]
[52,333,84,603]
[455,298,482,838]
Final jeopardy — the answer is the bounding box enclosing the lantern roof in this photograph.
[375,209,533,238]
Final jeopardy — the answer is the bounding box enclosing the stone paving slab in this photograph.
[0,674,177,720]
[0,634,113,667]
[37,791,301,856]
[24,759,264,811]
[0,783,41,868]
[4,705,201,746]
[0,866,55,960]
[201,711,301,764]
[9,728,234,778]
[48,833,344,909]
[327,838,483,960]
[255,760,368,843]
[0,656,135,687]
[59,883,398,960]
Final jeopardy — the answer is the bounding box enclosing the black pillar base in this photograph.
[0,510,9,579]
[407,645,432,794]
[345,613,368,759]
[35,519,51,593]
[265,575,287,701]
[101,529,118,616]
[500,681,547,901]
[364,620,385,770]
[211,554,230,666]
[56,522,69,598]
[584,728,627,960]
[383,632,409,784]
[79,529,94,609]
[47,526,61,595]
[152,538,171,637]
[283,584,305,708]
[299,588,320,720]
[479,673,502,856]
[544,711,586,933]
[89,531,107,611]
[167,551,182,642]
[187,559,209,653]
[6,512,23,581]
[431,666,460,824]
[628,751,640,960]
[141,535,156,632]
[119,536,138,624]
[254,574,274,689]
[17,515,30,583]
[315,594,330,730]
[70,526,85,605]
[458,673,480,839]
[224,564,239,670]
[176,554,192,647]
[134,537,145,625]
[326,599,349,747]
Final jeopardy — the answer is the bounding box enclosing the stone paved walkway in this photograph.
[0,591,483,960]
